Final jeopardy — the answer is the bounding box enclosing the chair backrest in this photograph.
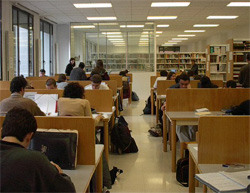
[198,116,250,164]
[150,76,158,88]
[166,88,250,111]
[157,80,176,95]
[26,76,59,81]
[0,81,10,90]
[109,75,123,87]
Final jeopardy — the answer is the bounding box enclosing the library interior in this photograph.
[0,0,250,193]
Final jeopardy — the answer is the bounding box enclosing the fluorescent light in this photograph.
[142,32,149,34]
[109,39,124,40]
[156,31,163,34]
[193,24,219,27]
[74,3,112,8]
[157,24,170,27]
[184,30,205,32]
[98,23,118,25]
[114,45,125,46]
[227,2,250,7]
[102,32,121,34]
[100,29,120,31]
[172,38,188,40]
[164,42,177,44]
[141,35,149,37]
[178,34,196,37]
[207,16,238,19]
[168,40,182,42]
[156,35,160,37]
[120,25,144,28]
[106,35,123,37]
[162,44,174,46]
[72,25,95,29]
[151,2,190,7]
[110,41,125,42]
[87,17,117,21]
[145,22,154,24]
[147,16,177,20]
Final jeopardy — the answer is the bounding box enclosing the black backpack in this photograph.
[111,116,138,154]
[176,150,189,187]
[143,94,156,114]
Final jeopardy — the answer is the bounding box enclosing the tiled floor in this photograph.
[109,100,194,193]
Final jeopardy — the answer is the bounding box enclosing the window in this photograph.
[12,7,34,77]
[40,20,53,76]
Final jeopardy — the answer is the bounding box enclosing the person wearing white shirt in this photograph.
[85,74,109,90]
[153,70,168,89]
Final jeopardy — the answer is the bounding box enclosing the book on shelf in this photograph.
[195,170,250,193]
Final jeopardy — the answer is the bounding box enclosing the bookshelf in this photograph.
[227,39,250,84]
[206,45,228,82]
[156,52,206,74]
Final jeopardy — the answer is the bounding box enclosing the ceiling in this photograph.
[5,0,250,46]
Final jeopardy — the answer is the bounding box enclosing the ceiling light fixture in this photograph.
[157,24,170,27]
[193,24,219,27]
[164,42,178,44]
[74,3,112,8]
[120,25,144,28]
[207,16,238,19]
[227,2,250,7]
[168,40,182,42]
[102,32,121,34]
[87,17,117,21]
[72,25,95,29]
[151,2,190,7]
[177,34,196,37]
[172,38,188,40]
[147,16,177,20]
[184,30,206,32]
[156,31,163,34]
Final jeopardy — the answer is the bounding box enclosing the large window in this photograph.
[40,20,53,76]
[12,7,34,77]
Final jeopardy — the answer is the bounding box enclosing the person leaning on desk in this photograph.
[0,108,76,192]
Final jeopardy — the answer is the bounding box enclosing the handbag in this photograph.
[29,129,78,169]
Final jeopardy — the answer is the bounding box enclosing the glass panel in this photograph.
[40,21,44,70]
[12,8,18,76]
[19,11,29,77]
[50,25,53,75]
[29,16,34,76]
[43,22,50,75]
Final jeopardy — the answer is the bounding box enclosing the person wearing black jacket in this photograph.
[65,58,76,76]
[0,108,76,192]
[190,60,198,75]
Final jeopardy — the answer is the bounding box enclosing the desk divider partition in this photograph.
[0,81,10,90]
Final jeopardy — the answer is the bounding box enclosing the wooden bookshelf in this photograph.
[227,39,250,85]
[206,45,228,82]
[156,52,206,74]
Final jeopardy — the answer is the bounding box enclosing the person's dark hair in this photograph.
[69,58,76,67]
[57,74,67,83]
[91,74,102,84]
[40,69,46,73]
[79,62,85,69]
[160,70,168,77]
[226,80,237,88]
[187,70,194,77]
[10,76,27,93]
[2,108,37,142]
[96,60,104,68]
[193,75,201,80]
[175,75,181,83]
[179,73,190,82]
[119,71,126,76]
[200,75,218,88]
[46,78,57,87]
[63,82,84,98]
[167,72,176,80]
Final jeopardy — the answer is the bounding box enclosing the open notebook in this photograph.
[195,170,250,193]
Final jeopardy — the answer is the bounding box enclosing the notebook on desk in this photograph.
[195,170,250,193]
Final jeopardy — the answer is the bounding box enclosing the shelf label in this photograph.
[228,62,231,73]
[229,52,233,60]
[206,62,209,71]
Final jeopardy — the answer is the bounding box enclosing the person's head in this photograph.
[1,108,37,148]
[246,54,250,63]
[119,71,127,76]
[179,73,190,88]
[175,75,180,84]
[46,78,57,89]
[160,70,168,77]
[79,62,85,69]
[63,82,84,99]
[39,69,46,77]
[96,60,104,68]
[200,76,212,88]
[57,74,67,83]
[191,60,195,65]
[167,72,176,80]
[187,70,194,77]
[10,76,27,95]
[69,58,76,67]
[91,74,102,89]
[193,75,201,80]
[226,80,237,88]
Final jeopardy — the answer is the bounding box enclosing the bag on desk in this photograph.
[29,129,78,170]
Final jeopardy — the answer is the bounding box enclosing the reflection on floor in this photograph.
[109,100,200,193]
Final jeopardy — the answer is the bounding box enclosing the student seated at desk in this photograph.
[153,70,168,89]
[46,78,57,89]
[0,108,75,192]
[226,80,237,88]
[198,76,218,88]
[39,69,47,77]
[85,74,109,90]
[58,82,103,123]
[56,74,68,90]
[0,76,45,116]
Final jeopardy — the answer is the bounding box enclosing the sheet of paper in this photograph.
[34,94,58,115]
[24,92,37,101]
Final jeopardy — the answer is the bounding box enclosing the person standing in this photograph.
[69,62,87,81]
[190,60,198,75]
[91,60,110,80]
[239,54,250,88]
[65,58,76,76]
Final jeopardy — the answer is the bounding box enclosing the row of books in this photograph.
[210,55,227,63]
[210,46,226,54]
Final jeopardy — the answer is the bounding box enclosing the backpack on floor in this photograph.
[132,91,139,101]
[111,116,138,154]
[143,94,156,114]
[176,150,189,187]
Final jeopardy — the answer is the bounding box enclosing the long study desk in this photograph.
[63,144,104,193]
[163,111,224,172]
